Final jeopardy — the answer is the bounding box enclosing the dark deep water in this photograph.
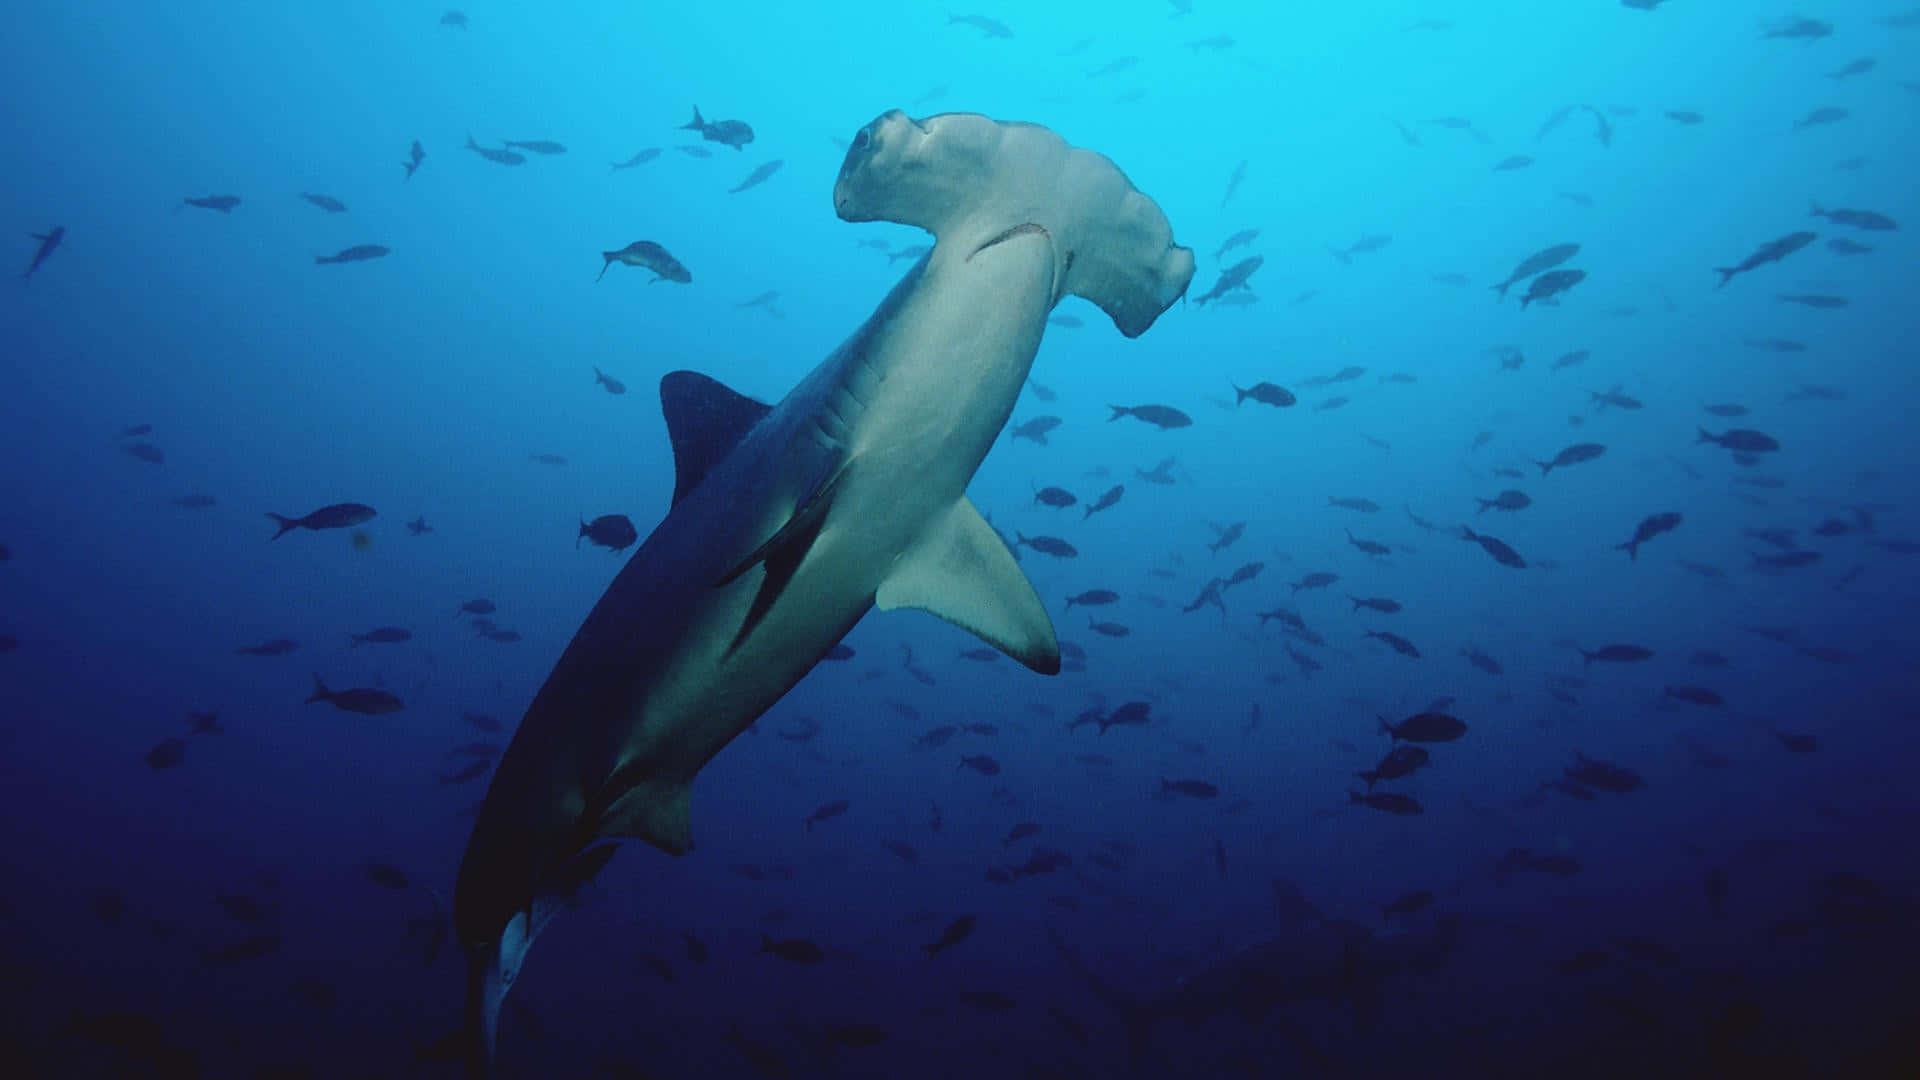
[3,2,1919,1077]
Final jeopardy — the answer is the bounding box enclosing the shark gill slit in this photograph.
[968,222,1050,261]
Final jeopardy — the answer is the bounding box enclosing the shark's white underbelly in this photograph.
[615,230,1058,794]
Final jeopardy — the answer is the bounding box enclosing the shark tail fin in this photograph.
[306,673,331,704]
[682,106,704,131]
[1714,267,1736,288]
[266,513,300,540]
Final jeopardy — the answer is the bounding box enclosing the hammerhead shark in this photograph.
[449,108,1194,1073]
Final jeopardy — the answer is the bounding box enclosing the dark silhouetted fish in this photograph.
[267,503,376,539]
[1214,228,1259,259]
[145,738,186,770]
[804,800,850,831]
[402,139,425,180]
[681,106,754,149]
[924,915,976,957]
[1477,490,1531,513]
[1349,790,1422,815]
[1291,571,1338,594]
[1520,268,1585,307]
[22,225,63,280]
[611,147,662,170]
[179,195,241,213]
[1535,442,1606,475]
[314,244,389,264]
[1192,256,1262,305]
[1460,526,1526,568]
[1347,529,1390,557]
[1664,684,1724,707]
[1009,415,1061,443]
[462,136,525,166]
[236,638,298,656]
[1233,381,1295,407]
[1616,512,1682,559]
[1357,745,1428,788]
[1578,644,1651,666]
[598,240,691,283]
[1218,159,1246,206]
[1564,752,1642,793]
[1160,778,1219,799]
[300,192,347,213]
[306,674,403,714]
[1492,243,1578,298]
[1714,232,1815,287]
[1380,712,1466,742]
[1329,234,1392,263]
[1016,533,1078,558]
[1383,890,1434,918]
[729,160,784,194]
[1366,629,1421,657]
[578,514,638,551]
[593,366,627,395]
[1698,428,1779,453]
[758,935,825,964]
[1793,106,1848,131]
[1109,404,1192,429]
[1776,293,1848,309]
[1809,201,1897,230]
[958,754,1001,775]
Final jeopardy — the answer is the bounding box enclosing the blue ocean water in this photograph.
[3,1,1919,1076]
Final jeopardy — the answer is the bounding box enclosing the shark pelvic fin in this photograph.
[594,775,694,856]
[876,497,1061,674]
[660,370,772,508]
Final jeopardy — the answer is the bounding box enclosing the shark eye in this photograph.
[851,128,872,152]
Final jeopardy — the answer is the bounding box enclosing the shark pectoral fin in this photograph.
[876,497,1061,674]
[660,370,773,507]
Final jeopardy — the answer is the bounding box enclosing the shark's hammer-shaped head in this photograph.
[834,109,1197,338]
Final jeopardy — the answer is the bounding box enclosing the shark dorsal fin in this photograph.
[659,370,771,507]
[876,497,1061,674]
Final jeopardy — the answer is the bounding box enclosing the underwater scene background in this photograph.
[2,1,1918,1077]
